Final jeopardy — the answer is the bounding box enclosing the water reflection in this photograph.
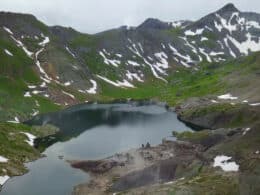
[2,103,190,195]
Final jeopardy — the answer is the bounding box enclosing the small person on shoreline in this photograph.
[145,142,151,148]
[141,142,151,149]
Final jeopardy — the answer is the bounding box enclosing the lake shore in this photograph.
[0,100,171,193]
[1,102,188,195]
[70,97,260,195]
[0,124,59,191]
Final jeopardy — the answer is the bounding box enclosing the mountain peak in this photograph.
[138,18,171,30]
[217,3,239,13]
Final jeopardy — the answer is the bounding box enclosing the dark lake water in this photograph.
[1,103,191,195]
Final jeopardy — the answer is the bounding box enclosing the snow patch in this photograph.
[40,82,47,88]
[161,43,166,49]
[171,21,183,28]
[154,52,169,69]
[126,71,144,82]
[0,175,10,186]
[215,13,237,34]
[227,33,260,55]
[21,132,36,146]
[210,51,225,56]
[72,65,79,70]
[10,35,33,57]
[3,26,13,35]
[127,60,140,67]
[116,54,122,58]
[249,102,260,106]
[86,80,97,94]
[24,92,32,97]
[242,128,251,136]
[32,90,43,95]
[213,155,239,172]
[246,21,260,29]
[181,37,198,55]
[99,51,120,67]
[218,93,238,100]
[7,117,20,124]
[127,39,143,58]
[62,90,75,99]
[199,48,212,63]
[64,81,72,86]
[217,41,224,49]
[66,46,76,58]
[138,43,144,53]
[201,37,209,41]
[169,44,193,67]
[224,37,237,58]
[35,35,53,84]
[0,156,8,163]
[184,28,204,36]
[97,75,135,88]
[28,85,37,89]
[4,49,13,56]
[214,21,223,32]
[164,177,185,185]
[31,110,39,116]
[35,48,52,83]
[38,36,50,46]
[143,58,167,82]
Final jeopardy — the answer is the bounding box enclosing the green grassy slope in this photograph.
[0,122,58,177]
[0,29,60,122]
[98,52,260,105]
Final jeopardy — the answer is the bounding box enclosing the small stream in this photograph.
[1,103,191,195]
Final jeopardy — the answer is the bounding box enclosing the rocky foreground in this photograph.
[69,98,260,195]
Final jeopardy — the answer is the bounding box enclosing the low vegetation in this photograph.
[0,123,59,177]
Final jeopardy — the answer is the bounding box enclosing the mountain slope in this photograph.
[0,3,260,121]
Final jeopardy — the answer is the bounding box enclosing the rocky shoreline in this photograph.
[69,98,260,195]
[0,124,59,191]
[70,138,205,194]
